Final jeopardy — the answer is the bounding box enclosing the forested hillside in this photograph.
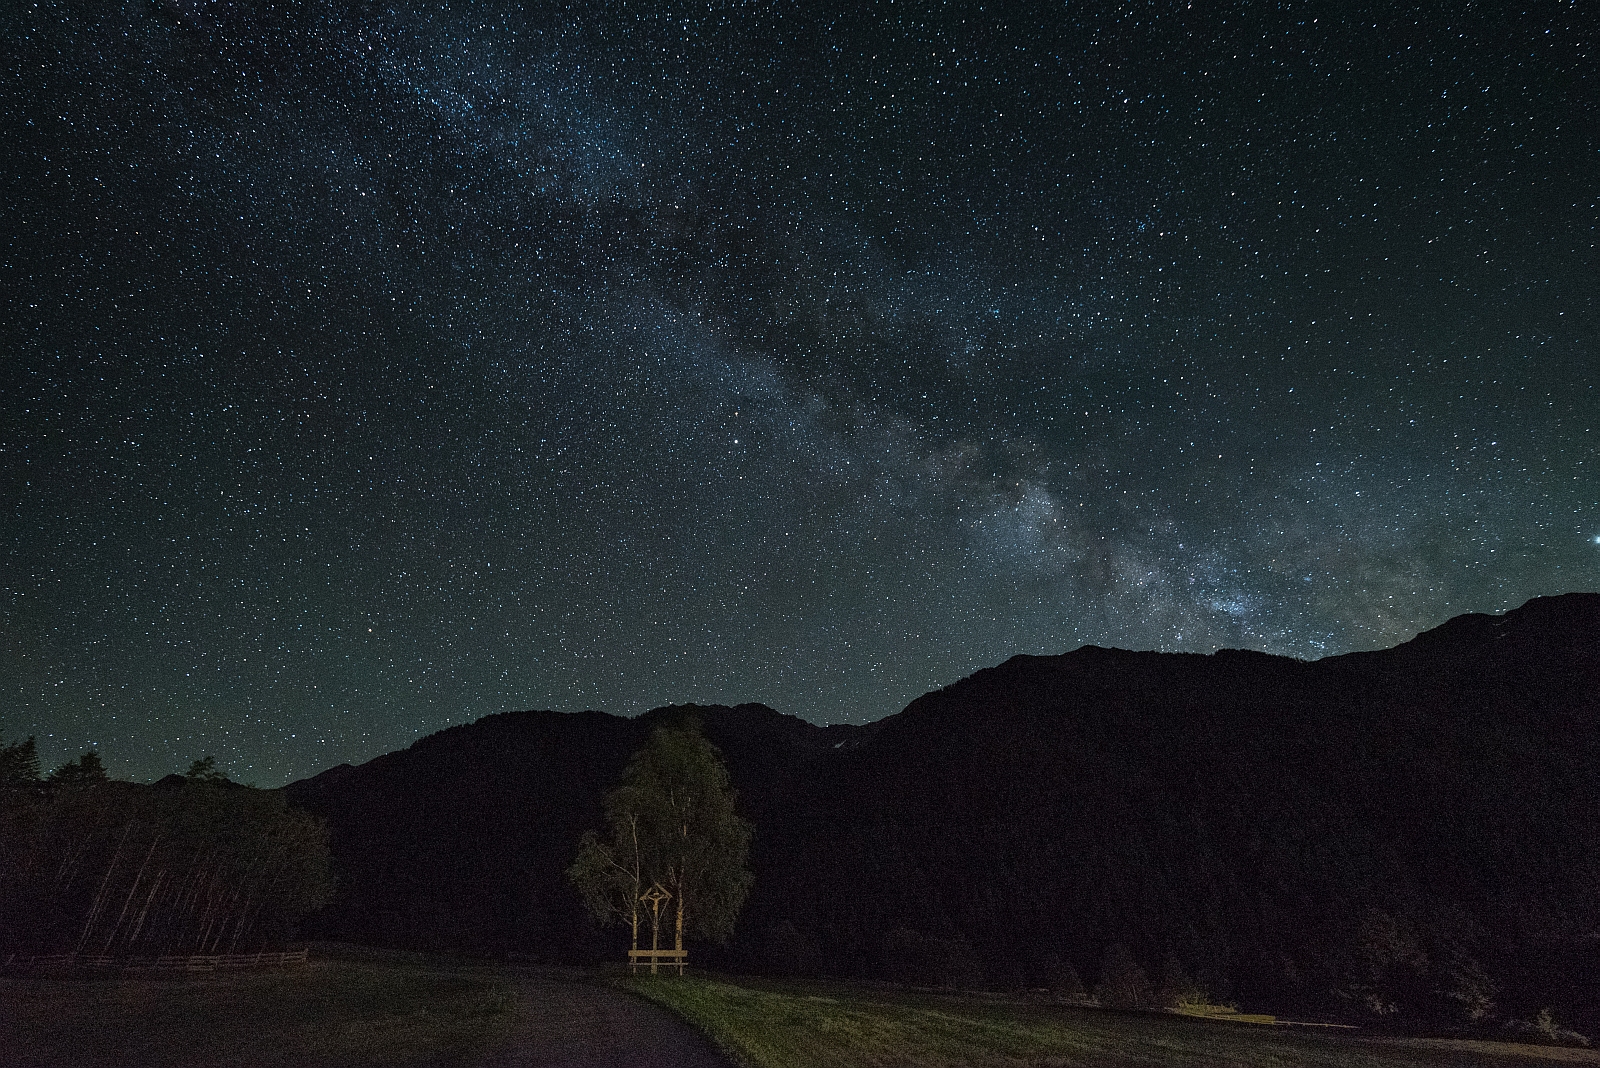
[285,593,1600,1033]
[0,773,331,958]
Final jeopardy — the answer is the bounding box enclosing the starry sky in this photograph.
[3,0,1595,786]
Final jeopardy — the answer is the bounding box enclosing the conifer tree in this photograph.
[47,751,108,786]
[0,735,40,784]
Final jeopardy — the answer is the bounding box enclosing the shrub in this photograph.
[1096,942,1153,1009]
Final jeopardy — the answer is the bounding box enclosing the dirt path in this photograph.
[476,974,736,1068]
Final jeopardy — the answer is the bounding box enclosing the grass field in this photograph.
[623,974,1600,1068]
[9,951,1598,1068]
[0,947,521,1067]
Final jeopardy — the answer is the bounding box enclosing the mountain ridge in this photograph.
[285,593,1600,1030]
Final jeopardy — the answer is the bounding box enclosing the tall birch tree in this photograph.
[568,719,753,953]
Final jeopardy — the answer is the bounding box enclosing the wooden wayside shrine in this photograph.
[629,883,686,975]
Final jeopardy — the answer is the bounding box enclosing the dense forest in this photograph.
[285,593,1600,1037]
[0,749,332,959]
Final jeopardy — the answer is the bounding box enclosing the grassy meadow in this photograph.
[622,974,1600,1068]
[9,950,1600,1068]
[0,948,521,1068]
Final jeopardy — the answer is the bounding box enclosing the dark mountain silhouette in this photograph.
[285,593,1600,1032]
[286,703,870,959]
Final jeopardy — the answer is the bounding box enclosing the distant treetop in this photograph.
[47,751,108,786]
[185,756,231,784]
[1,735,41,784]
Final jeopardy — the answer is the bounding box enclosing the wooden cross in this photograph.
[632,884,679,975]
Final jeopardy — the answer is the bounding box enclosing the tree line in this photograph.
[0,736,332,958]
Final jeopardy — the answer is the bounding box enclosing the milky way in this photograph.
[3,1,1595,784]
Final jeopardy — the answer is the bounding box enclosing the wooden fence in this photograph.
[2,949,309,972]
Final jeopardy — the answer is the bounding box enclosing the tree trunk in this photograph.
[104,834,161,954]
[628,812,641,969]
[649,891,662,975]
[127,869,166,951]
[674,886,685,975]
[228,891,255,954]
[76,820,132,954]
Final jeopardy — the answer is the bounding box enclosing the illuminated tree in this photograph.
[568,719,753,957]
[568,803,647,951]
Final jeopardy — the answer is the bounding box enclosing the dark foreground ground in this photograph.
[0,947,731,1068]
[7,949,1598,1068]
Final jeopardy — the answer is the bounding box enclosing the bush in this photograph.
[1096,942,1153,1009]
[1154,950,1206,1008]
[1503,1009,1591,1048]
[1052,960,1087,999]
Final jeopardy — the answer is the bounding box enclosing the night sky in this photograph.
[3,1,1595,786]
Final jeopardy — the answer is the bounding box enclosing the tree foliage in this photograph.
[568,719,753,947]
[185,756,230,784]
[1,735,41,784]
[1155,950,1206,1008]
[47,751,108,786]
[569,811,646,942]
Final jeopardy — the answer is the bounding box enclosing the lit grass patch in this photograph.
[1174,1004,1283,1025]
[622,975,1600,1068]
